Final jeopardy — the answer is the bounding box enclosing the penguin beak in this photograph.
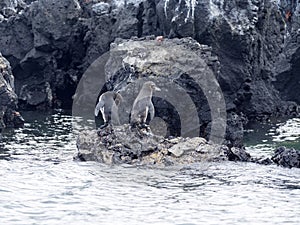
[13,111,25,128]
[154,86,161,91]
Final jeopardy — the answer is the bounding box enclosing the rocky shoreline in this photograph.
[75,124,249,166]
[75,124,300,169]
[1,0,300,167]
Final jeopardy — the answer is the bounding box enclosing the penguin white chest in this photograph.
[100,107,106,122]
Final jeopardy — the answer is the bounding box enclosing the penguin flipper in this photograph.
[149,103,155,122]
[114,93,123,106]
[95,100,105,117]
[111,103,120,125]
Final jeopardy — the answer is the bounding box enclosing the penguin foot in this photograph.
[100,122,109,129]
[135,128,147,138]
[97,123,114,137]
[137,123,150,131]
[130,123,152,138]
[139,123,148,128]
[141,124,151,132]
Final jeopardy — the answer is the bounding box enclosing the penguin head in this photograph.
[144,81,161,92]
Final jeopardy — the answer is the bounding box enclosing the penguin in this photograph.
[130,81,161,129]
[95,91,123,129]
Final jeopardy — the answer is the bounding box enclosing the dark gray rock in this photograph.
[83,9,111,66]
[111,4,140,39]
[101,37,226,143]
[30,0,81,48]
[0,0,27,18]
[272,146,300,168]
[273,1,300,105]
[253,157,274,166]
[19,81,52,109]
[0,0,299,144]
[0,0,87,109]
[0,13,33,68]
[75,124,230,166]
[155,0,293,121]
[0,0,290,115]
[225,146,251,162]
[224,112,247,148]
[0,53,24,129]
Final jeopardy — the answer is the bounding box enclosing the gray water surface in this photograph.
[1,112,300,225]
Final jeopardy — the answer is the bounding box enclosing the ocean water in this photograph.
[1,112,300,225]
[244,117,300,158]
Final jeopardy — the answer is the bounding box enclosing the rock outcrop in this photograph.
[76,124,300,168]
[75,124,251,166]
[274,1,300,107]
[271,146,300,168]
[0,53,24,130]
[0,0,85,109]
[107,37,225,142]
[0,0,27,19]
[0,0,299,142]
[159,0,295,120]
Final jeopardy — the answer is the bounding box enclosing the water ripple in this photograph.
[0,112,300,225]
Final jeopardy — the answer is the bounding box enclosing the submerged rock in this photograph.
[249,145,300,169]
[272,146,300,168]
[225,147,251,162]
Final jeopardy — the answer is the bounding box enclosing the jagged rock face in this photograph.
[0,0,27,18]
[273,1,300,105]
[0,0,299,137]
[75,124,233,166]
[0,53,24,129]
[90,37,228,143]
[0,0,291,113]
[158,0,288,119]
[31,0,82,50]
[0,0,86,109]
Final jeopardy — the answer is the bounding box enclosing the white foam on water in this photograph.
[272,118,300,142]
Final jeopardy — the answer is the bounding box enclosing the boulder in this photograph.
[226,147,251,162]
[168,137,206,157]
[272,146,300,168]
[75,124,231,166]
[19,82,52,109]
[73,36,231,144]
